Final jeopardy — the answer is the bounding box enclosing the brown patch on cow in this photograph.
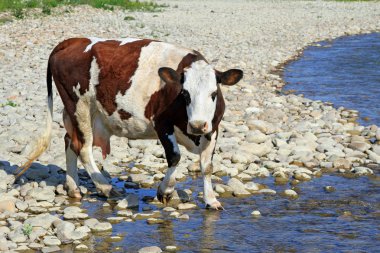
[145,52,204,120]
[49,38,95,154]
[118,109,132,120]
[211,84,225,132]
[93,39,153,116]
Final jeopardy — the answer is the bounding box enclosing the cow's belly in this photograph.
[95,107,157,140]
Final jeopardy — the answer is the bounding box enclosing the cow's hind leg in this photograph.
[74,100,120,198]
[64,134,81,199]
[155,124,181,204]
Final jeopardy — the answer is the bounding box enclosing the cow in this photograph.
[17,37,243,210]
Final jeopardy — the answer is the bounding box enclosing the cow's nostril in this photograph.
[189,120,207,133]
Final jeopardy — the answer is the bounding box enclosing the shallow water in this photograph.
[283,33,380,126]
[60,169,380,253]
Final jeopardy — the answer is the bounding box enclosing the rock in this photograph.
[169,211,180,218]
[259,189,276,195]
[107,217,124,224]
[178,214,190,220]
[75,244,89,251]
[245,130,269,144]
[350,167,373,176]
[244,164,270,177]
[41,245,61,253]
[133,211,161,220]
[54,221,90,243]
[138,246,162,253]
[227,178,250,197]
[238,141,273,157]
[177,203,197,210]
[333,158,351,170]
[63,206,88,220]
[348,141,371,152]
[251,210,261,217]
[165,245,178,252]
[117,210,133,217]
[162,207,176,212]
[324,186,336,193]
[24,213,59,229]
[231,153,249,164]
[26,188,55,202]
[15,201,28,212]
[28,242,44,250]
[8,228,27,243]
[146,218,164,224]
[43,236,61,246]
[294,172,311,181]
[84,218,112,232]
[284,189,298,198]
[367,150,380,163]
[244,182,260,192]
[0,200,16,213]
[116,194,139,209]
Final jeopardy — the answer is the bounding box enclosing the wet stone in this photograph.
[324,186,336,193]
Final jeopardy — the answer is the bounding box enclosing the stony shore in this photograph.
[0,0,380,252]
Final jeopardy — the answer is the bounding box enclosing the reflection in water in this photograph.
[200,210,220,252]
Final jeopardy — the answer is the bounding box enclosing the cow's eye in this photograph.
[181,89,191,105]
[211,91,217,101]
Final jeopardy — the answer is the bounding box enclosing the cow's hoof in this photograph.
[67,189,82,199]
[206,200,224,210]
[157,190,173,205]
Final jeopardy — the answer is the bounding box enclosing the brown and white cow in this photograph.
[18,37,243,209]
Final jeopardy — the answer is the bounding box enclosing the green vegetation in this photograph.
[0,100,18,107]
[0,0,165,19]
[22,223,33,236]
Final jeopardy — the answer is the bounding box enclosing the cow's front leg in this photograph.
[200,132,223,210]
[155,125,181,204]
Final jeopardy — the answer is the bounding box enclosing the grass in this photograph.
[0,0,165,19]
[0,100,18,107]
[22,223,33,236]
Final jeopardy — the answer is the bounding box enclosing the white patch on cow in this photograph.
[183,60,217,133]
[174,126,200,154]
[113,42,192,138]
[84,37,107,52]
[167,133,180,154]
[89,57,100,86]
[119,38,141,46]
[73,83,81,97]
[84,37,142,53]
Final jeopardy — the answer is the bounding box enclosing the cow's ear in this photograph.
[158,67,180,84]
[216,69,243,86]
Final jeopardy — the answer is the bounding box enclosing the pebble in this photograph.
[75,244,89,251]
[324,186,336,193]
[177,203,197,210]
[138,246,163,253]
[251,210,261,217]
[284,189,298,198]
[84,218,112,232]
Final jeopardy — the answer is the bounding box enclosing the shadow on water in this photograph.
[283,33,380,126]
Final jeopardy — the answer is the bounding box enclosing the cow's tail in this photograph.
[16,63,53,177]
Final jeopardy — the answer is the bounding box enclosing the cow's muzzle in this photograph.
[187,120,209,135]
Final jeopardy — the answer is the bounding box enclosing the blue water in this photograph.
[283,33,380,126]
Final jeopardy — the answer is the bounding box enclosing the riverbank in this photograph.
[0,0,380,251]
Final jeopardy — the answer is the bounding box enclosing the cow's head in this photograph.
[158,60,243,135]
